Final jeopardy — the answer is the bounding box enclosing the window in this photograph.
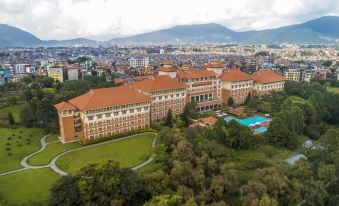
[88,116,94,121]
[98,127,102,132]
[106,113,111,117]
[122,110,127,115]
[98,121,102,126]
[137,108,142,112]
[88,123,93,127]
[97,114,102,119]
[129,109,134,113]
[106,120,111,124]
[144,106,149,110]
[114,111,119,116]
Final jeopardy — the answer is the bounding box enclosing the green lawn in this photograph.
[0,168,59,205]
[0,127,45,173]
[327,86,339,94]
[28,141,82,166]
[45,134,60,143]
[57,133,155,173]
[0,105,24,124]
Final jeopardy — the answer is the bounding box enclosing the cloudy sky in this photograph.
[0,0,339,40]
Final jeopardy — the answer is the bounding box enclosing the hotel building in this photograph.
[129,75,187,122]
[252,70,287,96]
[55,61,287,143]
[176,69,223,112]
[55,85,152,143]
[220,68,254,105]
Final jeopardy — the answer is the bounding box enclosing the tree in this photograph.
[244,92,252,105]
[165,109,174,128]
[144,194,183,206]
[49,176,81,206]
[302,179,328,206]
[266,117,289,148]
[7,112,15,125]
[227,97,234,106]
[182,105,190,127]
[251,194,278,206]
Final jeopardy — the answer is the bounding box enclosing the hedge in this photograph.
[79,128,156,145]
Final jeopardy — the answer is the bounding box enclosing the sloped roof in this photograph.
[54,102,76,111]
[219,69,253,82]
[252,70,287,84]
[130,75,186,92]
[176,69,216,78]
[66,85,151,111]
[157,66,177,72]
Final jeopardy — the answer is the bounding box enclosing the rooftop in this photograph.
[219,68,253,82]
[252,70,287,84]
[66,85,152,111]
[176,69,216,79]
[130,75,186,93]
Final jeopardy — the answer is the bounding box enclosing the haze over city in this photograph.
[1,0,339,40]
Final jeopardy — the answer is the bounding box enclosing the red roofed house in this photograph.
[176,69,222,112]
[252,70,287,96]
[219,67,254,105]
[55,85,152,143]
[129,75,187,121]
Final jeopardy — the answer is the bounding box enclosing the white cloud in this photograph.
[0,0,338,40]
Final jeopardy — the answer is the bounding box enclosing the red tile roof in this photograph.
[130,75,186,92]
[55,102,76,111]
[67,85,152,111]
[176,69,216,79]
[161,60,175,65]
[157,66,177,72]
[252,70,287,84]
[202,116,218,125]
[219,69,253,82]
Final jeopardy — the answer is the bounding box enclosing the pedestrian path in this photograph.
[0,132,157,177]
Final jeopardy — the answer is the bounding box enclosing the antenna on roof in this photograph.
[89,90,94,94]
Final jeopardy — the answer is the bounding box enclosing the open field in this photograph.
[28,140,82,166]
[0,168,59,205]
[45,134,60,143]
[0,127,45,173]
[56,133,154,173]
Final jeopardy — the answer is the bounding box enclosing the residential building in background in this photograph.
[284,69,301,81]
[129,57,150,68]
[48,68,64,82]
[67,68,79,81]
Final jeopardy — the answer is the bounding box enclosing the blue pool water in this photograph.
[225,115,269,127]
[255,127,268,133]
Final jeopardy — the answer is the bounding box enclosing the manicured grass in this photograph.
[0,105,24,124]
[28,141,82,166]
[0,127,45,173]
[327,86,339,94]
[0,168,59,205]
[56,133,154,173]
[45,134,60,143]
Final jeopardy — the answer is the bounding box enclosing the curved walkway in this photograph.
[49,132,157,175]
[0,132,157,177]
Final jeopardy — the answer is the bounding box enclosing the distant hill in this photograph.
[0,24,42,47]
[108,16,339,45]
[108,23,237,45]
[0,16,339,47]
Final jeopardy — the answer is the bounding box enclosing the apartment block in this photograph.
[48,68,64,82]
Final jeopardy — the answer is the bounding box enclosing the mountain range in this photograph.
[0,16,339,47]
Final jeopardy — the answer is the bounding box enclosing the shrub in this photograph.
[18,136,22,139]
[16,140,19,143]
[7,137,11,141]
[18,144,22,147]
[29,134,33,137]
[27,142,30,145]
[79,128,156,145]
[6,142,10,146]
[7,153,12,156]
[12,134,15,136]
[5,147,10,151]
[26,138,30,141]
[19,131,23,133]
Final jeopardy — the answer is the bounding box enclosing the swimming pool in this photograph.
[255,127,268,133]
[225,115,269,127]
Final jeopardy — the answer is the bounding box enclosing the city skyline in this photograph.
[1,0,339,41]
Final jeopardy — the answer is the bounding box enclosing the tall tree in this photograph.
[182,105,190,127]
[228,97,234,106]
[165,109,174,128]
